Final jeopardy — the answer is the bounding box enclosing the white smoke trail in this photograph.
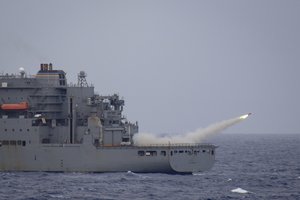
[133,114,250,146]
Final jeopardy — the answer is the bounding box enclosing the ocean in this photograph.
[0,134,299,200]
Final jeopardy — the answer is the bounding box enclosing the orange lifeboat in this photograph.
[1,102,29,110]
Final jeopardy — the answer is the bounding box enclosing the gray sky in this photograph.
[0,0,299,134]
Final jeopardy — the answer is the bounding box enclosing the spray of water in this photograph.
[133,113,251,146]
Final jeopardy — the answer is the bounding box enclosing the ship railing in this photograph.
[0,74,36,79]
[133,143,216,148]
[67,83,94,87]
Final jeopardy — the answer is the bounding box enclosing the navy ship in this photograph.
[0,64,216,173]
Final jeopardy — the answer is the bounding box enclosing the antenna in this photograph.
[77,71,88,87]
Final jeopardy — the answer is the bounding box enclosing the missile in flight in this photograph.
[239,113,252,119]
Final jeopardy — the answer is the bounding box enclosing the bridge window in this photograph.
[42,138,50,144]
[160,151,166,156]
[138,151,145,156]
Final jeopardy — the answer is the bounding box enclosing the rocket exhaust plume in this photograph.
[133,113,251,146]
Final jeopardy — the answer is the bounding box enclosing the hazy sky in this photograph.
[0,0,299,134]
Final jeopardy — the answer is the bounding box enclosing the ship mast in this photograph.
[77,71,88,87]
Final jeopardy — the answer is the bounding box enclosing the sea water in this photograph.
[0,134,299,200]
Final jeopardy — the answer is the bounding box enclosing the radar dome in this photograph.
[19,67,26,78]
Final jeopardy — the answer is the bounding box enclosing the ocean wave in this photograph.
[231,187,249,194]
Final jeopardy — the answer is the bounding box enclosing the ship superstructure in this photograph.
[0,64,216,173]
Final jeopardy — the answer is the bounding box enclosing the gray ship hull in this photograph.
[0,143,216,173]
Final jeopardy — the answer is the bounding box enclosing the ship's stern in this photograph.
[169,144,217,173]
